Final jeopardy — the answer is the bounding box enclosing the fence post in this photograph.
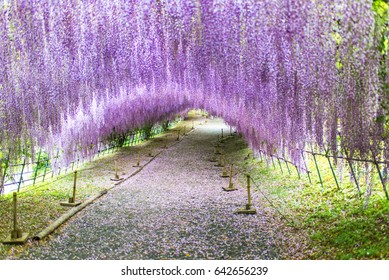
[295,165,301,179]
[33,149,42,185]
[1,153,10,194]
[372,154,389,200]
[271,155,276,169]
[343,148,361,197]
[17,157,26,192]
[42,158,49,182]
[284,159,291,175]
[277,157,284,173]
[324,148,340,190]
[52,149,59,178]
[311,146,324,189]
[301,150,312,184]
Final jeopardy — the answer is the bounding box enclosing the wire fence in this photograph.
[213,131,389,201]
[0,118,182,196]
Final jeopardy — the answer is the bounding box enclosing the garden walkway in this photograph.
[19,118,278,259]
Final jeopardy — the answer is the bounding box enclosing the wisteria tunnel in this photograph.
[0,0,388,260]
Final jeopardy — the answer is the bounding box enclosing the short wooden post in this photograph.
[223,164,237,191]
[3,192,29,244]
[176,130,180,141]
[71,171,77,203]
[220,164,229,177]
[209,148,217,162]
[215,154,224,167]
[111,160,123,181]
[192,121,194,130]
[60,171,81,207]
[237,175,256,214]
[133,151,141,167]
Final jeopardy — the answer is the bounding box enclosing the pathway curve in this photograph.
[20,119,279,259]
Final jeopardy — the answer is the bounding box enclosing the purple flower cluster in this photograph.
[0,0,386,167]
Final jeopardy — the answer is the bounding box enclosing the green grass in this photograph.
[226,138,389,259]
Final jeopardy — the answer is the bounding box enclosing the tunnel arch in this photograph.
[0,0,387,170]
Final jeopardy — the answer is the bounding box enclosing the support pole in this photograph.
[60,171,81,207]
[223,164,237,191]
[220,164,229,177]
[215,154,224,167]
[133,151,141,167]
[3,192,29,244]
[176,130,180,141]
[237,175,256,214]
[71,171,77,203]
[111,160,123,181]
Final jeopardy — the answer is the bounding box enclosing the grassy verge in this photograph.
[0,112,204,260]
[222,135,389,259]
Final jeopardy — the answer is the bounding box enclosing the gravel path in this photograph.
[19,119,279,260]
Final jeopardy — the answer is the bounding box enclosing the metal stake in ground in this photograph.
[223,164,237,191]
[60,171,82,207]
[111,160,123,181]
[3,192,29,244]
[236,175,256,214]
